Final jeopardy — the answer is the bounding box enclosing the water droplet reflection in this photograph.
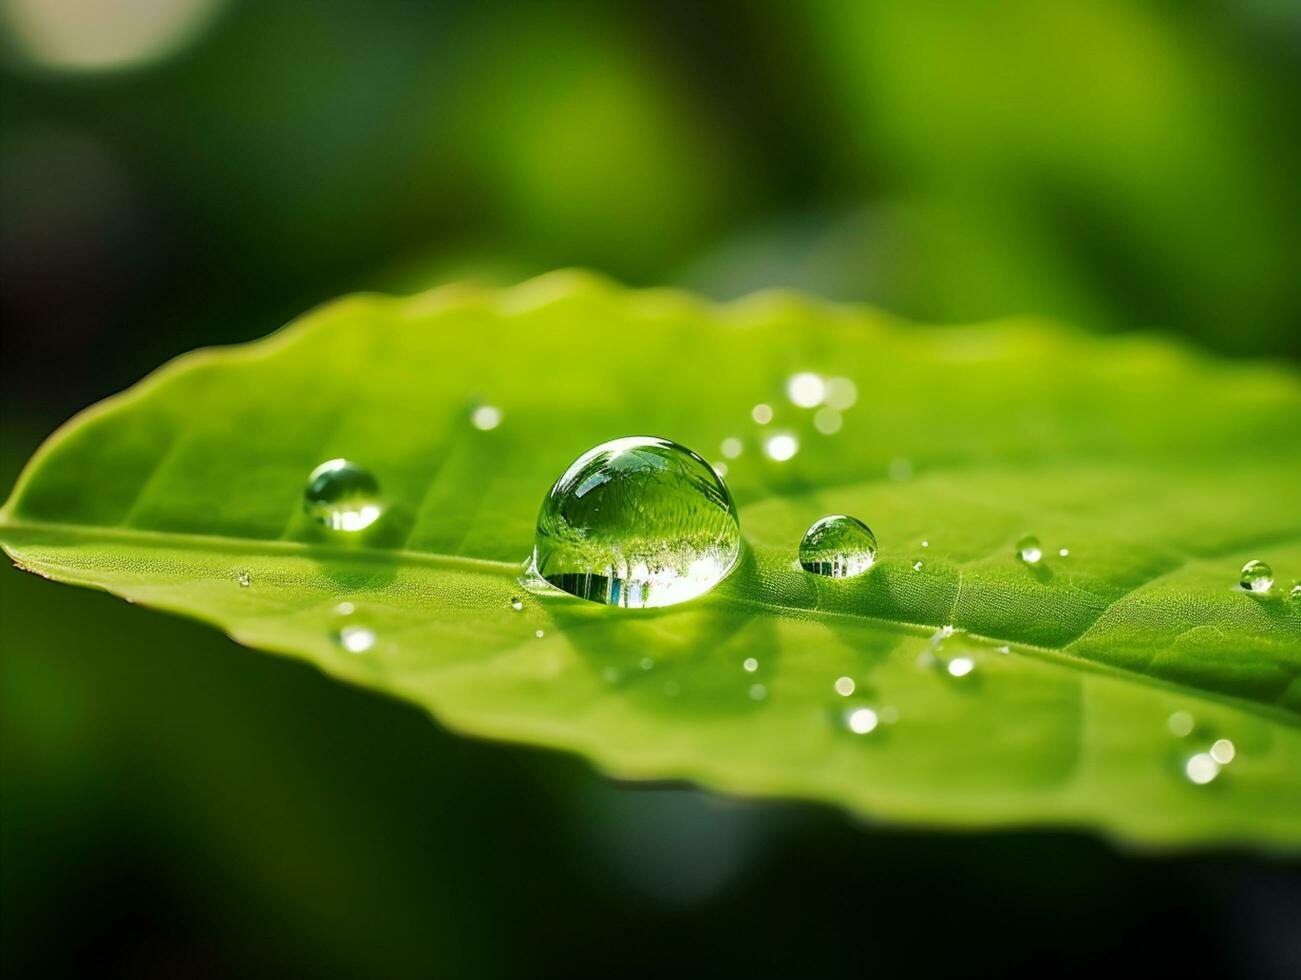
[1016,535,1042,565]
[946,656,975,678]
[1239,559,1273,593]
[846,707,878,734]
[337,625,376,654]
[742,657,758,673]
[237,570,251,588]
[304,458,383,532]
[799,515,877,578]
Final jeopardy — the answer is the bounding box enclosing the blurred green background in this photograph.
[2,1,1299,976]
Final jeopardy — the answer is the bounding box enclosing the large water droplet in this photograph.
[1239,559,1273,593]
[335,624,376,654]
[799,515,877,578]
[304,458,383,532]
[530,436,741,608]
[1016,534,1042,564]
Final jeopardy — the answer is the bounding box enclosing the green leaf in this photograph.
[3,272,1299,847]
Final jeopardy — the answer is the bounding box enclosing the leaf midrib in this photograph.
[3,515,1296,729]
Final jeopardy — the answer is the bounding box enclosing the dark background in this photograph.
[2,2,1299,977]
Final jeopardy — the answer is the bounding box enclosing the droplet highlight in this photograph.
[336,625,376,654]
[787,372,826,408]
[236,570,251,588]
[1185,753,1220,785]
[1239,559,1273,593]
[764,433,799,461]
[529,436,741,608]
[751,403,773,425]
[845,707,878,734]
[1016,535,1042,565]
[1209,738,1236,764]
[834,676,856,697]
[304,458,383,532]
[471,405,502,430]
[799,515,877,578]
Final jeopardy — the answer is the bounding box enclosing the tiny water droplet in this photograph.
[748,683,767,701]
[834,676,856,696]
[471,405,502,430]
[304,458,383,532]
[799,515,877,578]
[510,597,524,611]
[995,645,1010,655]
[534,629,545,639]
[825,377,858,410]
[720,437,743,459]
[813,407,842,434]
[334,600,355,615]
[1210,738,1236,764]
[1291,581,1300,600]
[1239,559,1273,593]
[845,707,878,734]
[1167,711,1194,737]
[921,540,929,548]
[237,570,251,588]
[787,372,826,408]
[1016,535,1042,564]
[529,437,741,608]
[764,432,799,461]
[912,560,924,571]
[946,656,975,678]
[1185,752,1219,785]
[751,403,773,424]
[743,657,759,673]
[1058,548,1070,557]
[336,625,376,654]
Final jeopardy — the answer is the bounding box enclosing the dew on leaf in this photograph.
[304,458,383,532]
[1059,548,1070,557]
[1016,535,1042,565]
[529,436,741,608]
[946,656,975,678]
[1239,559,1273,593]
[764,433,799,461]
[787,372,825,408]
[471,405,502,430]
[799,515,877,578]
[236,570,251,588]
[535,629,545,639]
[510,597,524,611]
[1210,739,1236,764]
[912,560,924,571]
[743,657,758,673]
[336,624,376,654]
[1185,753,1220,785]
[845,707,878,734]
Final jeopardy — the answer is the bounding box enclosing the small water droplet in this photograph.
[1291,581,1300,600]
[535,629,545,639]
[787,372,825,408]
[920,540,929,548]
[510,597,524,611]
[888,457,913,481]
[1210,738,1236,764]
[813,407,842,435]
[304,458,383,532]
[751,403,773,424]
[845,707,878,734]
[336,625,376,654]
[742,657,759,673]
[825,377,858,410]
[471,405,502,430]
[1058,548,1070,558]
[529,437,741,608]
[748,683,767,701]
[834,676,856,697]
[799,515,877,578]
[1167,711,1194,737]
[1239,559,1273,593]
[946,656,975,678]
[334,600,355,615]
[995,645,1010,654]
[720,437,743,459]
[1185,752,1219,785]
[1016,535,1042,565]
[236,570,251,588]
[912,560,924,571]
[764,432,799,461]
